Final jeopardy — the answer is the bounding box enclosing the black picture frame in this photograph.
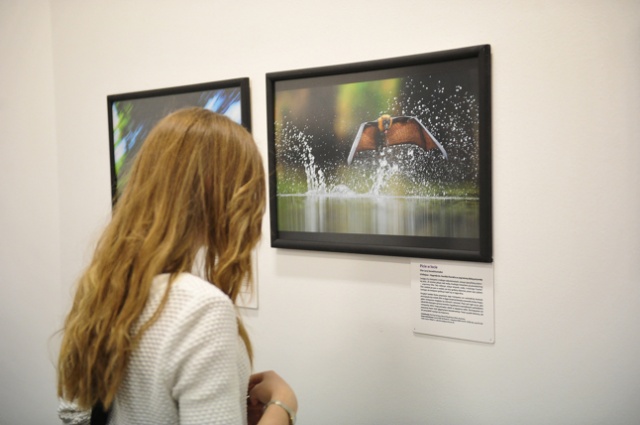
[266,45,492,262]
[107,78,251,203]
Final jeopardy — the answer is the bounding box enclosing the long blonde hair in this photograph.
[57,108,265,410]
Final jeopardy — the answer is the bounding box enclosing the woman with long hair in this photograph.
[57,108,297,425]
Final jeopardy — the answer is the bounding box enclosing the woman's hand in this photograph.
[247,371,297,425]
[247,398,264,425]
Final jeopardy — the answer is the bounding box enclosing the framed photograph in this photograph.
[266,45,492,262]
[108,78,251,202]
[107,78,258,309]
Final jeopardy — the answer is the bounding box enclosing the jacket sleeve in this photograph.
[164,290,245,425]
[57,399,90,425]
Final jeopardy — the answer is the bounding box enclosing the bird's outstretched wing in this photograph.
[385,116,447,159]
[347,116,447,165]
[347,120,379,164]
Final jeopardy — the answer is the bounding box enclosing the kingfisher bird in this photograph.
[347,114,447,165]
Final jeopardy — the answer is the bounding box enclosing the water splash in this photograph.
[278,122,328,194]
[276,76,480,199]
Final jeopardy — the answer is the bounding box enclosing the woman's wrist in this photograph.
[271,391,297,412]
[263,400,296,425]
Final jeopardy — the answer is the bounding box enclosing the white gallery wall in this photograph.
[0,1,61,424]
[1,1,639,424]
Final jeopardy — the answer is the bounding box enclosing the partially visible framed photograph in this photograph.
[266,45,492,262]
[108,78,251,202]
[107,78,256,308]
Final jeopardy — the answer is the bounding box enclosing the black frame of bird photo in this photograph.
[266,45,492,262]
[107,78,252,204]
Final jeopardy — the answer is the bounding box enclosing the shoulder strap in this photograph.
[90,401,110,425]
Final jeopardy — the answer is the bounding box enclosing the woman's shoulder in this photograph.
[150,273,233,316]
[152,272,226,297]
[135,273,237,346]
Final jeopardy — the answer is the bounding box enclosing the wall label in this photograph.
[411,259,495,343]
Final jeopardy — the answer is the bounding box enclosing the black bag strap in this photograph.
[90,400,110,425]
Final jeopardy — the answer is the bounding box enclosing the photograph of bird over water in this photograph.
[272,55,485,243]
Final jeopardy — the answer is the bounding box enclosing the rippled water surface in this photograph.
[278,194,479,237]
